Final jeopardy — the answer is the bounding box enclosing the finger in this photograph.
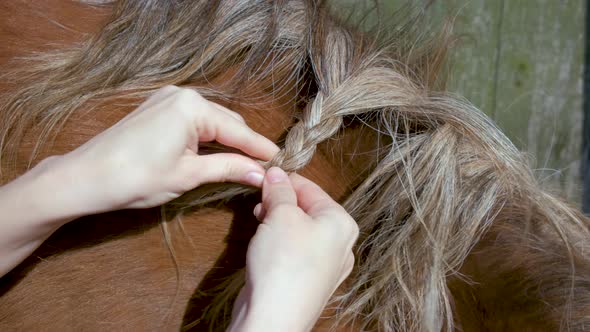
[209,101,246,123]
[140,85,182,109]
[153,85,181,99]
[177,152,266,188]
[289,173,342,217]
[262,167,297,212]
[110,86,182,126]
[337,252,355,286]
[329,253,354,297]
[197,107,280,161]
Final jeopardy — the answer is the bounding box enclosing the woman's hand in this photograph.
[0,85,278,277]
[52,85,279,215]
[228,167,359,332]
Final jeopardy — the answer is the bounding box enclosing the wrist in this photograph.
[0,156,85,276]
[16,155,96,225]
[229,283,318,332]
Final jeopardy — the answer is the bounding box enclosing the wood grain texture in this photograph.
[424,0,584,203]
[333,0,584,202]
[494,0,584,202]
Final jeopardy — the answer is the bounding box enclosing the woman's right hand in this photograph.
[229,167,359,332]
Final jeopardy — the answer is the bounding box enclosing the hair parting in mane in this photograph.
[1,0,589,331]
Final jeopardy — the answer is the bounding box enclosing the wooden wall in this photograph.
[338,0,586,204]
[432,0,584,204]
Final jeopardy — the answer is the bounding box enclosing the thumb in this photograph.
[178,153,266,188]
[262,167,297,213]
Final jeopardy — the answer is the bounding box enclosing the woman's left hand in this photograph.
[47,85,279,215]
[0,85,278,276]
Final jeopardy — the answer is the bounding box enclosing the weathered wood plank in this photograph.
[424,0,583,202]
[335,0,584,203]
[427,0,504,115]
[493,0,584,201]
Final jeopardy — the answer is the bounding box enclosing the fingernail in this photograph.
[253,203,262,219]
[253,203,266,221]
[244,172,264,187]
[266,167,287,183]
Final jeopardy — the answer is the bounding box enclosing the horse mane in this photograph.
[1,0,589,331]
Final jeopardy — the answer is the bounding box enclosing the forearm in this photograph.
[0,157,88,277]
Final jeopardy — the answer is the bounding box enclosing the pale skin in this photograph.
[0,86,358,331]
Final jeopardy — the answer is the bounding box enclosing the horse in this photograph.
[1,1,589,331]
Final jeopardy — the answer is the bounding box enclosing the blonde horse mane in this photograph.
[1,1,589,331]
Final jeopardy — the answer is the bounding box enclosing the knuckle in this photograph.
[220,158,239,181]
[309,198,335,214]
[159,85,180,94]
[232,111,245,123]
[150,85,178,100]
[168,90,199,117]
[37,155,64,172]
[348,217,360,239]
[173,88,203,106]
[333,215,358,239]
[345,253,355,274]
[175,86,198,97]
[269,203,301,218]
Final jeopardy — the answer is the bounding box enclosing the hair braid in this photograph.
[271,21,354,170]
